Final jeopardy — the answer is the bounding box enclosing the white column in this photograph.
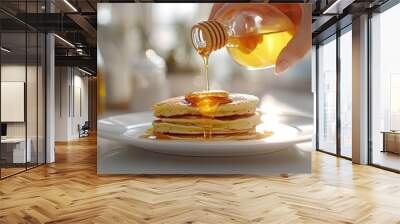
[55,67,74,141]
[352,14,369,164]
[311,45,317,149]
[46,33,55,163]
[45,0,56,163]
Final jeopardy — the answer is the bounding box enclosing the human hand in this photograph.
[208,3,311,74]
[274,4,311,74]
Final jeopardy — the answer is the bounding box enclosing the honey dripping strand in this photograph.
[202,55,209,92]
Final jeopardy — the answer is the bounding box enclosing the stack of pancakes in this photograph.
[150,91,262,140]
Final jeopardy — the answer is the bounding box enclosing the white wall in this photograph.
[55,67,70,141]
[72,74,89,138]
[55,67,89,141]
[1,65,26,138]
[1,65,38,137]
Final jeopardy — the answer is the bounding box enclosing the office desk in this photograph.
[382,131,400,154]
[1,138,31,163]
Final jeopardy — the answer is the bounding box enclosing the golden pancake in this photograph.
[153,113,261,134]
[152,128,262,141]
[152,93,259,118]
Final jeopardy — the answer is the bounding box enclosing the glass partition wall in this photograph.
[316,26,352,159]
[0,30,27,177]
[0,3,46,179]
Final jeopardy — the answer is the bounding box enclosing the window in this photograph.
[317,36,337,154]
[339,28,352,158]
[370,3,400,171]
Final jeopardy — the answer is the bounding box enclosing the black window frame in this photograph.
[315,22,353,161]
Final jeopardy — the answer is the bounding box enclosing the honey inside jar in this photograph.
[226,31,293,69]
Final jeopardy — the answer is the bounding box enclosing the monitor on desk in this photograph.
[1,123,7,138]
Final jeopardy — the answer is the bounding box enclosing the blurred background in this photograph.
[97,3,312,118]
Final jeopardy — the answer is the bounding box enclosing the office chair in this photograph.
[79,121,90,138]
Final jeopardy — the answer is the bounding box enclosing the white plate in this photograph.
[98,112,312,157]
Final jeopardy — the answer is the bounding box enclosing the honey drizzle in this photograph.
[195,45,215,138]
[196,46,211,92]
[203,55,210,92]
[185,90,232,139]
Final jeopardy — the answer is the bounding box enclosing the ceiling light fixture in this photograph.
[1,47,11,53]
[323,0,354,15]
[76,48,85,55]
[54,34,75,48]
[78,67,93,76]
[63,0,78,12]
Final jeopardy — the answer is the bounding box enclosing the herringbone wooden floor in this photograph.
[1,135,400,224]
